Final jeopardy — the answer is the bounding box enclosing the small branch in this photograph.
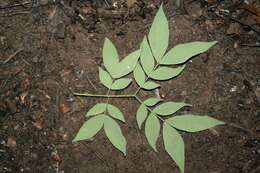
[74,92,135,98]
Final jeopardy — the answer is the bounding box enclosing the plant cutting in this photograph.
[73,4,225,173]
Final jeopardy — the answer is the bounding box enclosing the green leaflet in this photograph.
[144,97,162,106]
[99,67,113,89]
[116,50,141,78]
[161,41,218,65]
[148,4,169,62]
[140,36,155,75]
[166,115,225,132]
[111,78,132,90]
[163,123,185,173]
[142,81,160,90]
[150,66,186,81]
[73,114,106,142]
[86,103,107,117]
[154,102,191,116]
[102,38,119,78]
[136,104,148,129]
[102,38,140,79]
[107,104,125,122]
[145,112,160,152]
[104,116,127,155]
[134,62,146,86]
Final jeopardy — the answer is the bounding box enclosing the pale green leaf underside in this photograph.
[99,67,112,89]
[154,102,191,116]
[111,78,132,90]
[107,104,125,122]
[140,36,155,75]
[142,81,160,90]
[166,115,225,132]
[73,114,106,142]
[144,97,162,106]
[104,116,127,155]
[102,38,119,77]
[86,103,107,117]
[136,104,148,129]
[134,62,146,86]
[163,123,185,173]
[150,65,186,81]
[148,4,169,62]
[145,113,160,152]
[161,41,217,65]
[115,49,141,78]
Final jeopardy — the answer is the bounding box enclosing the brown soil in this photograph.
[1,0,260,173]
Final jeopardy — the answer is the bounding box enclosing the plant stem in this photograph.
[74,92,135,98]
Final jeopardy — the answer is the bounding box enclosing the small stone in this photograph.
[230,86,238,92]
[6,137,16,148]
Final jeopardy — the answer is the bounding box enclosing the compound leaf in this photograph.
[150,66,186,81]
[73,114,106,142]
[102,38,119,77]
[148,4,169,62]
[144,97,162,106]
[86,103,107,117]
[116,50,141,78]
[142,81,160,90]
[163,123,185,173]
[104,116,127,155]
[154,102,191,116]
[107,104,125,122]
[166,115,225,132]
[111,78,132,90]
[161,41,217,65]
[140,36,155,74]
[134,62,146,86]
[99,67,113,89]
[145,113,160,152]
[136,104,148,129]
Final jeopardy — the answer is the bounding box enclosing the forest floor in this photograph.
[0,0,260,173]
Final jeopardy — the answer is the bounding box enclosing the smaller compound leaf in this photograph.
[86,103,107,117]
[161,41,218,65]
[136,104,148,129]
[163,123,185,173]
[150,66,186,81]
[154,102,191,116]
[144,97,162,106]
[140,36,155,74]
[166,115,225,132]
[104,116,127,155]
[73,114,106,142]
[148,4,169,62]
[134,62,146,87]
[111,78,132,90]
[145,113,160,152]
[102,38,119,77]
[99,67,113,89]
[107,104,125,122]
[150,65,185,80]
[142,81,160,90]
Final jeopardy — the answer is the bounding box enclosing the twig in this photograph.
[227,122,256,136]
[86,75,97,91]
[3,48,23,64]
[2,11,30,17]
[230,17,260,35]
[0,1,30,10]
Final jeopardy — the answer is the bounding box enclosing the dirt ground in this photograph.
[0,0,260,173]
